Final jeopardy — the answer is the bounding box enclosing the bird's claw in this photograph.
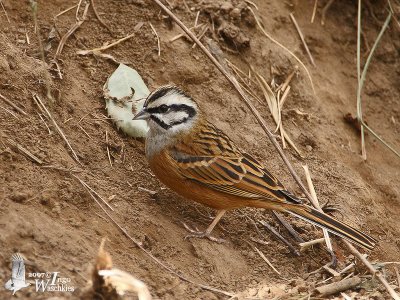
[321,200,341,214]
[182,222,225,243]
[184,232,225,243]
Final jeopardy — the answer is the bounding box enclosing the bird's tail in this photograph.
[285,205,377,250]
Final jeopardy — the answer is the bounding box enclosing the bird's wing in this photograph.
[11,253,26,282]
[170,149,301,204]
[170,121,302,204]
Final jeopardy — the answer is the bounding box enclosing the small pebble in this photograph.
[248,288,258,296]
[220,2,233,12]
[298,285,308,293]
[9,192,30,203]
[230,8,241,20]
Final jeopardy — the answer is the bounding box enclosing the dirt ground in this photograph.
[0,0,399,299]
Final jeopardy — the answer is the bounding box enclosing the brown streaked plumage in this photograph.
[133,85,377,250]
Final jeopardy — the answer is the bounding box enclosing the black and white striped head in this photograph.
[133,85,199,135]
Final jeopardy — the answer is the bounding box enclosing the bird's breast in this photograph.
[147,149,265,210]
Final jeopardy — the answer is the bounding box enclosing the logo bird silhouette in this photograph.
[4,253,31,295]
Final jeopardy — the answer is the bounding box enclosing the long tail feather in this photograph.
[286,205,376,250]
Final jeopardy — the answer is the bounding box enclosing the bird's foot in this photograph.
[182,222,225,243]
[184,231,225,243]
[321,200,342,215]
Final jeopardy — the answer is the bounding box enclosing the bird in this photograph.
[4,253,31,295]
[133,85,377,250]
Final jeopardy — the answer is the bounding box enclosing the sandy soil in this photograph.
[0,0,399,299]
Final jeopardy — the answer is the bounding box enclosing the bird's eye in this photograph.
[159,104,169,113]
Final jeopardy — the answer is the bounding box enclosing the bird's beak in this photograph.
[133,108,150,120]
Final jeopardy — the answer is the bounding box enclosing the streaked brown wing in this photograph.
[173,122,241,157]
[169,120,302,204]
[171,149,296,203]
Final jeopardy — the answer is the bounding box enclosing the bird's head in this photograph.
[133,85,199,136]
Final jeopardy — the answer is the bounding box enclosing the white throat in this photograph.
[145,111,198,158]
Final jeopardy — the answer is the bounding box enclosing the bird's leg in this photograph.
[184,210,226,243]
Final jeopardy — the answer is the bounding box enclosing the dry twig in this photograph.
[225,60,263,104]
[77,31,137,56]
[321,0,335,26]
[194,10,200,26]
[279,85,291,109]
[192,24,208,49]
[299,238,325,251]
[55,0,90,58]
[238,83,263,105]
[95,212,109,223]
[249,236,269,246]
[77,124,91,139]
[311,0,318,23]
[339,262,355,274]
[0,0,10,23]
[0,105,17,118]
[7,139,43,165]
[280,67,297,93]
[0,93,27,116]
[105,130,112,167]
[75,0,83,20]
[244,0,258,10]
[33,94,80,163]
[253,246,281,275]
[54,4,78,19]
[322,264,340,277]
[315,276,361,297]
[138,186,157,196]
[90,0,111,32]
[41,164,82,173]
[289,13,316,67]
[226,59,258,86]
[73,175,114,211]
[38,113,52,134]
[341,292,352,300]
[304,262,333,278]
[149,22,161,56]
[303,165,334,256]
[255,71,302,156]
[25,32,30,45]
[169,23,204,42]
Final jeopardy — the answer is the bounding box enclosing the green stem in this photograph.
[356,3,399,159]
